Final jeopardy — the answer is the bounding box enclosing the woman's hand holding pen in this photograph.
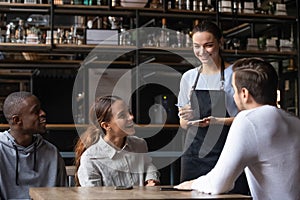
[178,105,211,128]
[178,104,194,121]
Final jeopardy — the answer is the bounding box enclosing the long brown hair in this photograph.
[74,95,122,186]
[192,20,223,41]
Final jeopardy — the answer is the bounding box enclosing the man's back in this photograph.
[0,131,67,199]
[233,105,300,199]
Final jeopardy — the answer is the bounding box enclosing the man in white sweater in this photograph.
[175,57,300,200]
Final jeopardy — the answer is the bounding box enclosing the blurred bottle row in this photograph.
[0,0,289,17]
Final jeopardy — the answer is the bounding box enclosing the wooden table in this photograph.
[30,186,252,200]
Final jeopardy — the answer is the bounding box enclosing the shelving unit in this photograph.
[0,0,299,116]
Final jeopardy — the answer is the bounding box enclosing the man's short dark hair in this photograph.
[3,91,33,122]
[232,57,278,106]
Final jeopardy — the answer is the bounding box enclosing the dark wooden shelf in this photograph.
[0,3,50,13]
[53,44,136,53]
[0,123,82,130]
[220,12,297,23]
[53,4,133,16]
[0,44,296,68]
[1,43,296,56]
[0,59,81,68]
[222,49,297,60]
[0,123,180,130]
[0,43,51,52]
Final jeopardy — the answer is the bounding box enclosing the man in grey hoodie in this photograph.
[0,91,67,200]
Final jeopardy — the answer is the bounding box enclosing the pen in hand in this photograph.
[176,104,194,121]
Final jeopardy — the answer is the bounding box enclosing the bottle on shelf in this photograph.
[204,0,214,11]
[150,0,162,8]
[159,18,169,47]
[5,25,11,43]
[97,0,108,5]
[176,30,184,48]
[193,19,199,27]
[287,58,296,71]
[102,16,108,29]
[6,22,16,43]
[192,0,197,11]
[108,16,123,30]
[185,31,192,47]
[0,13,7,28]
[186,0,190,10]
[15,19,25,43]
[256,0,262,11]
[232,37,240,55]
[232,0,241,14]
[267,1,275,15]
[119,28,126,46]
[83,0,92,5]
[111,0,121,7]
[176,0,186,10]
[161,17,167,29]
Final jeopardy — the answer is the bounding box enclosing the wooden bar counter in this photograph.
[29,186,252,200]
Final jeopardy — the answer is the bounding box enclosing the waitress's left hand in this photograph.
[187,116,218,127]
[187,118,209,127]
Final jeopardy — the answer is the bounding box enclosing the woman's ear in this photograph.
[219,37,224,49]
[100,121,110,132]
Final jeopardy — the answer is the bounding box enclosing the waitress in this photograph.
[177,21,249,194]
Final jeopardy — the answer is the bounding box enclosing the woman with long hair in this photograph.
[74,95,159,187]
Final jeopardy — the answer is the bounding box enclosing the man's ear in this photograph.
[241,87,250,103]
[11,115,21,125]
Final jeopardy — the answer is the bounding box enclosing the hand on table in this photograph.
[145,179,160,186]
[174,180,194,190]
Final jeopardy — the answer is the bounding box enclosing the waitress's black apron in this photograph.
[180,64,249,194]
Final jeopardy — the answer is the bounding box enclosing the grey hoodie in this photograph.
[0,130,68,200]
